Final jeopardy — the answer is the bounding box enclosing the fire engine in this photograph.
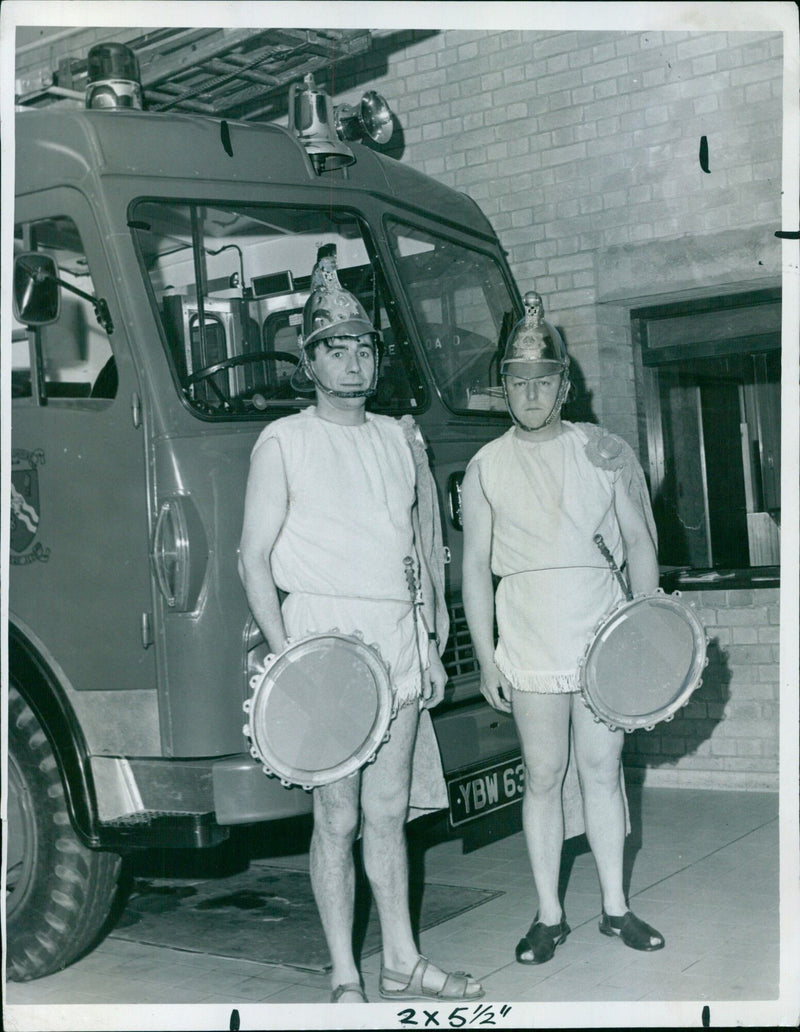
[8,43,523,980]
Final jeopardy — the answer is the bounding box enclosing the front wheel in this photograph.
[6,683,123,981]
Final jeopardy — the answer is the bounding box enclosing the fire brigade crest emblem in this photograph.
[10,449,50,564]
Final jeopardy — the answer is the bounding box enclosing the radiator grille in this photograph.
[442,597,479,680]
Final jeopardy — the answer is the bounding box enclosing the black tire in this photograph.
[6,683,123,981]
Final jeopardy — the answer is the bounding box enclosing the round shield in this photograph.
[578,591,708,732]
[243,632,393,790]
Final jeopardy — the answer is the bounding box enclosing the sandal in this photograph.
[379,955,484,1001]
[331,982,367,1003]
[515,913,570,965]
[599,910,665,951]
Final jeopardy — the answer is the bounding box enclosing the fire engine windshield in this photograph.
[385,220,518,416]
[130,200,426,419]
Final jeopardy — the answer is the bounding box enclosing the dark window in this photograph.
[634,290,780,572]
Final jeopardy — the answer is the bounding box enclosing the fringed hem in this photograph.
[392,682,423,714]
[495,654,579,695]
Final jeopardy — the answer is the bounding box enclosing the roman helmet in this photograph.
[295,244,382,398]
[501,291,570,430]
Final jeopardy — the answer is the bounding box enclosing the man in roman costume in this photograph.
[239,247,484,1003]
[462,292,665,964]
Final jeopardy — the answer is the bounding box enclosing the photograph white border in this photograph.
[2,3,797,1029]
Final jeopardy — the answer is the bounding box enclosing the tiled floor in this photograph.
[4,786,791,1030]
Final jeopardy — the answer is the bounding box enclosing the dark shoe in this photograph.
[599,910,665,951]
[515,913,570,965]
[331,982,367,1003]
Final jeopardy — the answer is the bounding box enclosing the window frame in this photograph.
[633,288,781,588]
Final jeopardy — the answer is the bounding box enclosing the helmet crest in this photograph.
[302,244,379,349]
[297,245,382,398]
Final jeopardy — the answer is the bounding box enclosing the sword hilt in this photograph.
[403,555,423,606]
[593,534,633,601]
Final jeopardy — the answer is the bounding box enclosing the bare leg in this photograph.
[311,774,363,999]
[363,702,482,997]
[570,695,627,916]
[360,701,420,972]
[512,691,571,929]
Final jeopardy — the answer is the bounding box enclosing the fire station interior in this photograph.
[6,21,792,1023]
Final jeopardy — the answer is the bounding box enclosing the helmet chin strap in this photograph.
[504,370,570,432]
[301,351,379,399]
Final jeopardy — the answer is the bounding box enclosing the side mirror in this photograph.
[13,253,61,326]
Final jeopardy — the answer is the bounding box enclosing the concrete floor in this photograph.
[4,786,792,1030]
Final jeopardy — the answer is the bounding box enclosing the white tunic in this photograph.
[250,407,448,817]
[252,406,422,702]
[468,422,629,693]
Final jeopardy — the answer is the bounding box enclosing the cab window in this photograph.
[385,220,519,416]
[130,201,425,420]
[12,216,117,403]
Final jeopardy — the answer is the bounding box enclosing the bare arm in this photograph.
[238,437,290,654]
[461,463,512,714]
[614,477,659,596]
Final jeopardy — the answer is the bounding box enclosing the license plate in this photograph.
[447,754,524,827]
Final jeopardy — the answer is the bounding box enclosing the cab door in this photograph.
[11,189,157,708]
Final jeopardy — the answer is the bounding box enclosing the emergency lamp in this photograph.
[86,43,143,110]
[335,91,394,145]
[289,73,394,173]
